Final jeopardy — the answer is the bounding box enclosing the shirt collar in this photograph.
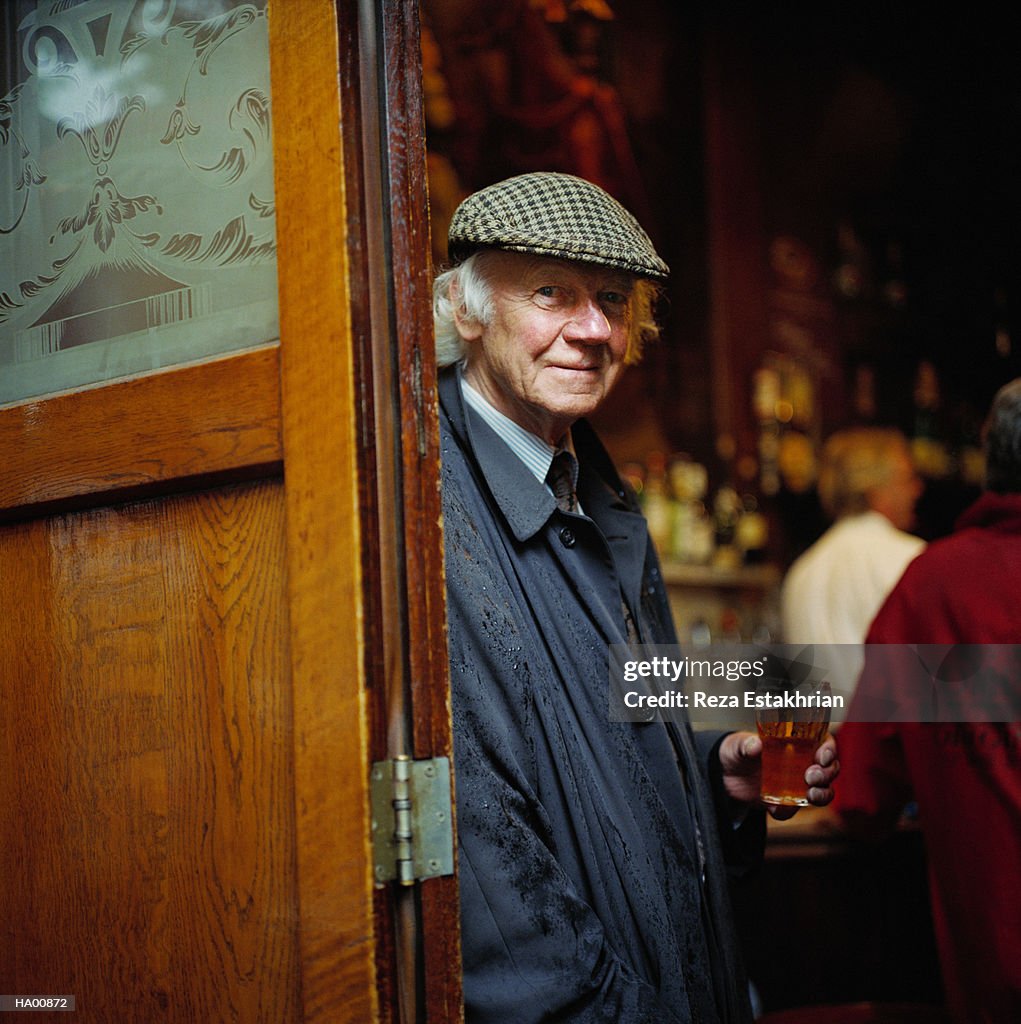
[459,368,575,485]
[438,367,641,550]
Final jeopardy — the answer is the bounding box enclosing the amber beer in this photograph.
[757,719,828,806]
[756,680,831,806]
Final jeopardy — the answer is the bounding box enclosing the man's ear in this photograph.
[450,281,484,343]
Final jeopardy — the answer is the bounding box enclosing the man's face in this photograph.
[456,252,635,444]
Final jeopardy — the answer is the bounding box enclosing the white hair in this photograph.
[433,251,498,367]
[432,250,663,368]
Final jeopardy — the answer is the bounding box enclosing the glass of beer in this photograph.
[756,680,832,807]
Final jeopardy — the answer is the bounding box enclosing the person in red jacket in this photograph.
[834,377,1021,1024]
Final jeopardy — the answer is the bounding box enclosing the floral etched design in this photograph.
[0,83,47,235]
[56,87,145,170]
[1,0,276,357]
[53,178,163,253]
[122,4,260,74]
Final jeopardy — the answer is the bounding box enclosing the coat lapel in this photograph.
[439,367,556,541]
[439,367,650,643]
[574,421,650,638]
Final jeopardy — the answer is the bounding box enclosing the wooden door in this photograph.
[0,2,459,1022]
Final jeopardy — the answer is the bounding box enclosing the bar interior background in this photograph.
[422,1,1021,608]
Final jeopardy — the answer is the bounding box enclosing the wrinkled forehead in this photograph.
[483,249,638,294]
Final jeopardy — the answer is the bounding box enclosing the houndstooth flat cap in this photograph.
[447,172,669,280]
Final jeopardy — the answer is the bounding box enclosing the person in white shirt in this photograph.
[781,427,925,646]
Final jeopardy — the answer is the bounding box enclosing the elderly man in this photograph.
[433,172,838,1023]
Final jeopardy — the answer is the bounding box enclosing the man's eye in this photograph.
[600,291,631,312]
[536,286,559,298]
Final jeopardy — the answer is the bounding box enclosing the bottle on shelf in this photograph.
[668,455,714,565]
[641,451,674,557]
[711,485,742,570]
[735,493,769,564]
[910,360,951,479]
[689,616,712,649]
[718,607,742,643]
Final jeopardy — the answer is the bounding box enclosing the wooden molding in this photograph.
[375,5,463,1021]
[0,346,282,521]
[269,1,379,1022]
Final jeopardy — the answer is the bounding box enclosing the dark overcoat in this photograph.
[439,367,762,1023]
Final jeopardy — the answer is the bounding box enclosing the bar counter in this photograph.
[733,806,945,1015]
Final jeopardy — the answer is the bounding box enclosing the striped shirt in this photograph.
[459,369,580,506]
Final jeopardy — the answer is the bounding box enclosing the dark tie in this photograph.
[547,449,579,514]
[548,449,638,643]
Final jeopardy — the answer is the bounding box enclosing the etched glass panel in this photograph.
[0,1,279,406]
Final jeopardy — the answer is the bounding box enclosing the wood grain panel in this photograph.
[1,1,453,1020]
[269,2,379,1022]
[0,480,297,1022]
[0,346,282,521]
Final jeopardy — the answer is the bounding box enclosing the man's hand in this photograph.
[718,730,840,820]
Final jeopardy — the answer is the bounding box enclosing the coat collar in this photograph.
[955,490,1021,534]
[439,366,557,542]
[438,367,649,599]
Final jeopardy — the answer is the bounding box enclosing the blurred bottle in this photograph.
[669,455,714,564]
[712,485,742,570]
[689,616,712,649]
[641,451,674,556]
[851,363,879,424]
[911,360,951,479]
[754,363,782,496]
[735,493,769,564]
[718,607,743,642]
[833,221,870,300]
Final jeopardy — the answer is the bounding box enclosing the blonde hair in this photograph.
[432,250,662,368]
[817,427,912,519]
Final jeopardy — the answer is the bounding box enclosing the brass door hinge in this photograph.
[370,755,454,887]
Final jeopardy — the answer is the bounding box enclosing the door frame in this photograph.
[0,1,459,1020]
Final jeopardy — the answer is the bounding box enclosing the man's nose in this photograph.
[563,296,612,342]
